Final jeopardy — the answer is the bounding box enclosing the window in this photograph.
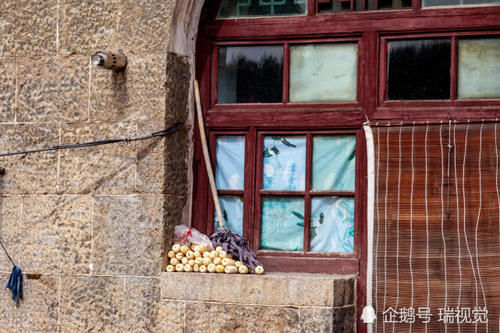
[195,0,500,274]
[423,0,500,7]
[380,34,500,103]
[214,41,360,106]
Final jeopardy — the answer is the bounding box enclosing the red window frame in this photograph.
[378,31,500,108]
[211,37,363,110]
[194,2,500,330]
[204,129,362,274]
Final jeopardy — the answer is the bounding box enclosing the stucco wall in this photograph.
[0,0,357,332]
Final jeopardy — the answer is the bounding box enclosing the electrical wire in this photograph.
[0,122,182,158]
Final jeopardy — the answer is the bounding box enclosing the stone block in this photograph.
[299,307,334,333]
[156,301,185,333]
[0,1,16,57]
[58,123,136,195]
[11,275,59,332]
[117,0,174,54]
[332,306,356,333]
[161,272,336,307]
[0,197,22,272]
[17,56,89,122]
[0,60,16,122]
[93,196,164,276]
[164,127,190,197]
[136,153,164,194]
[0,124,58,194]
[124,277,168,333]
[333,276,355,307]
[59,0,121,54]
[0,273,14,331]
[165,52,190,125]
[185,302,300,333]
[21,195,92,274]
[89,55,166,123]
[15,0,57,56]
[59,275,124,332]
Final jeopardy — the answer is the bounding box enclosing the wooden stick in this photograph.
[194,80,226,229]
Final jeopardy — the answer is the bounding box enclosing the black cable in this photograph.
[0,122,182,158]
[0,239,15,267]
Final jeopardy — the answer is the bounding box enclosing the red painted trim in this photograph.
[283,43,290,104]
[254,133,264,250]
[450,35,458,101]
[206,110,364,129]
[258,256,359,274]
[304,132,313,251]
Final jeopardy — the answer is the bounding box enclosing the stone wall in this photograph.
[161,273,357,333]
[0,0,191,331]
[0,0,358,332]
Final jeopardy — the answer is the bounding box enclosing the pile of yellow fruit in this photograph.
[165,243,264,274]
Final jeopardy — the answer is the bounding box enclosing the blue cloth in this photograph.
[6,265,22,303]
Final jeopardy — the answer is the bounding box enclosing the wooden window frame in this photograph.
[204,130,361,273]
[378,31,500,109]
[194,3,500,330]
[211,37,363,109]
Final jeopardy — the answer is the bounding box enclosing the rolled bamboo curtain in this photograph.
[372,122,499,332]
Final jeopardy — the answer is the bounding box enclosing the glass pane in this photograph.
[458,38,500,99]
[290,43,358,102]
[313,135,356,191]
[260,197,304,251]
[262,136,306,191]
[367,0,412,8]
[216,136,245,190]
[217,0,307,18]
[310,197,355,253]
[423,0,500,6]
[318,0,356,12]
[218,46,283,104]
[387,38,451,100]
[215,196,244,236]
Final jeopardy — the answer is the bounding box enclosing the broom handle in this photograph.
[194,80,226,229]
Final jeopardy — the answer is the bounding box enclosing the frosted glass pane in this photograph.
[215,196,243,236]
[218,0,307,18]
[260,197,304,251]
[458,38,500,99]
[310,197,355,253]
[216,136,245,190]
[262,136,306,191]
[313,135,356,191]
[289,43,358,102]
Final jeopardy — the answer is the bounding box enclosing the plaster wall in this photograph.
[0,0,357,332]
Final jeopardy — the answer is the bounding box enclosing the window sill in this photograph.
[161,271,356,308]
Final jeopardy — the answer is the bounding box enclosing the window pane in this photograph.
[290,43,358,102]
[375,0,412,9]
[261,197,304,251]
[318,0,358,12]
[458,38,500,99]
[215,196,244,236]
[310,197,354,253]
[218,46,283,104]
[217,0,307,18]
[423,0,500,6]
[262,136,306,191]
[313,135,356,191]
[387,38,451,100]
[216,136,245,190]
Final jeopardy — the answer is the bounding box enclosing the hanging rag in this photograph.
[6,265,22,304]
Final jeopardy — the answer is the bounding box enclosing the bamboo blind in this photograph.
[373,122,499,332]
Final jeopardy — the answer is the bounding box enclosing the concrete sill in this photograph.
[160,271,356,307]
